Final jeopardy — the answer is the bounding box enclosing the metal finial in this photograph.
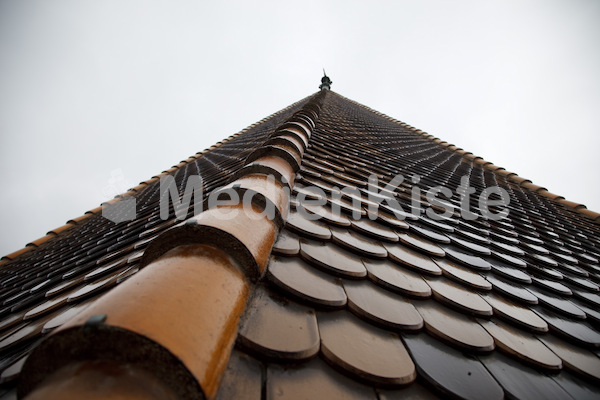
[319,70,332,90]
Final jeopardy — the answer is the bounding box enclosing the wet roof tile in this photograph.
[573,289,600,307]
[551,369,600,399]
[267,256,347,308]
[369,211,410,230]
[442,245,491,271]
[531,276,572,296]
[403,333,503,400]
[479,351,570,400]
[299,239,367,278]
[534,307,600,347]
[272,230,300,256]
[318,311,416,386]
[491,250,527,268]
[350,219,399,242]
[0,316,48,353]
[485,274,539,304]
[238,285,319,361]
[432,258,491,290]
[214,350,261,400]
[66,273,119,303]
[397,232,445,257]
[478,319,561,369]
[384,243,442,275]
[363,259,432,298]
[286,211,332,240]
[303,204,352,227]
[538,334,600,382]
[418,217,455,233]
[425,278,493,316]
[482,292,548,332]
[410,227,451,249]
[415,300,494,352]
[344,280,423,331]
[570,298,600,324]
[330,227,388,258]
[488,259,531,284]
[526,287,586,319]
[22,292,70,321]
[266,357,377,400]
[41,302,93,333]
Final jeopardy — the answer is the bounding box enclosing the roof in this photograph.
[1,85,600,399]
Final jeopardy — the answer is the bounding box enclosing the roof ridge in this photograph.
[0,93,318,267]
[17,90,328,399]
[328,91,600,224]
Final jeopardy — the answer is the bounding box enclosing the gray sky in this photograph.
[1,0,599,256]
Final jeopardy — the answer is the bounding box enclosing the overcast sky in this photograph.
[1,0,599,256]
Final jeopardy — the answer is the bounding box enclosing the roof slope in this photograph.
[1,88,600,399]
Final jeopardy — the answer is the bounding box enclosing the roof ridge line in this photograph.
[17,90,328,399]
[0,93,319,266]
[330,92,600,224]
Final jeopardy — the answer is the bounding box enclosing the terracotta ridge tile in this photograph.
[66,214,92,225]
[0,246,33,262]
[47,222,75,235]
[18,244,249,399]
[6,92,324,399]
[25,234,56,248]
[140,94,325,281]
[520,181,547,192]
[85,206,103,215]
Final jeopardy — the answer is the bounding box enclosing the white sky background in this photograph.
[0,0,599,256]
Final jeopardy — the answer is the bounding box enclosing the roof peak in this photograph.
[319,70,332,90]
